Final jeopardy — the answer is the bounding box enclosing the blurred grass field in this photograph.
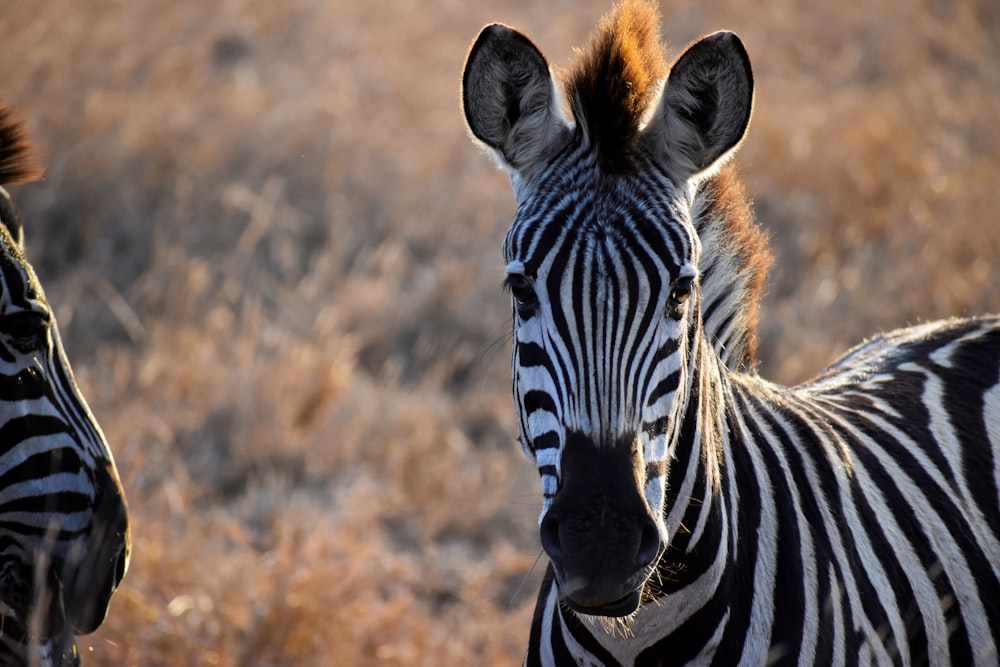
[1,0,998,664]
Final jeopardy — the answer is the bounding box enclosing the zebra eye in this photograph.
[667,275,694,318]
[505,274,538,318]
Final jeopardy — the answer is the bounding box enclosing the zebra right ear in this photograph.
[462,24,571,179]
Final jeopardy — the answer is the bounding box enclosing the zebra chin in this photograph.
[557,573,647,618]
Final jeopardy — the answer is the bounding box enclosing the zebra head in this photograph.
[463,6,752,617]
[0,112,130,663]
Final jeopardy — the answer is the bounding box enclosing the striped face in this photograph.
[505,141,699,526]
[503,138,701,615]
[463,18,753,616]
[0,217,130,659]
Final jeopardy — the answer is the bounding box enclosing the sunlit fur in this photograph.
[463,1,1000,665]
[0,108,130,667]
[565,0,665,171]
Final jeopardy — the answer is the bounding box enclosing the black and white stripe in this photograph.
[462,3,1000,664]
[524,317,1000,665]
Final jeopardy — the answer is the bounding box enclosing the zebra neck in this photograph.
[656,329,733,596]
[573,334,738,661]
[655,332,796,608]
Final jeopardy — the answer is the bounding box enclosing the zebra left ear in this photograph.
[462,24,572,179]
[642,31,753,182]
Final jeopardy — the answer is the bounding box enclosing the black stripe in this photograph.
[0,253,30,308]
[0,520,83,541]
[646,370,680,407]
[0,368,47,401]
[640,512,727,664]
[740,395,805,664]
[838,407,1000,663]
[516,342,548,369]
[538,465,558,479]
[0,447,85,491]
[523,390,556,417]
[644,459,665,481]
[532,431,559,451]
[0,490,91,516]
[735,388,854,659]
[0,415,70,455]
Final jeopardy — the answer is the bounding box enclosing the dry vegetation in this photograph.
[1,0,997,664]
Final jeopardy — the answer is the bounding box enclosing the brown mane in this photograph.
[0,107,43,186]
[694,164,772,369]
[565,0,665,169]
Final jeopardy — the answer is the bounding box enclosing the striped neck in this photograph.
[658,312,733,595]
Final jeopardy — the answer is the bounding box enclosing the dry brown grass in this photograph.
[0,0,997,664]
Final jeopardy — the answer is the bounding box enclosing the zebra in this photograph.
[462,1,1000,664]
[0,108,130,666]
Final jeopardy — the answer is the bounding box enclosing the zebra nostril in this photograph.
[636,522,661,569]
[539,514,562,561]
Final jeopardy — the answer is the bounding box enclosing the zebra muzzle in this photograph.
[539,431,662,617]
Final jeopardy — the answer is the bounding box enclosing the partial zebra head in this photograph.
[0,109,130,664]
[463,2,752,617]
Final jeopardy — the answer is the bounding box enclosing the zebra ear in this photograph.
[462,24,571,178]
[642,31,753,182]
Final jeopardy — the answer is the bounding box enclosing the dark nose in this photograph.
[540,509,660,571]
[540,502,661,616]
[539,431,663,615]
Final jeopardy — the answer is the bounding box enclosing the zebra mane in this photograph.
[0,107,42,247]
[693,165,772,369]
[566,1,771,369]
[565,0,665,170]
[0,108,42,186]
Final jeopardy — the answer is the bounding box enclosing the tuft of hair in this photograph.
[565,2,770,366]
[0,107,43,186]
[565,0,666,169]
[693,163,772,370]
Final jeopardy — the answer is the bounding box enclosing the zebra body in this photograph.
[0,109,129,665]
[462,2,1000,665]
